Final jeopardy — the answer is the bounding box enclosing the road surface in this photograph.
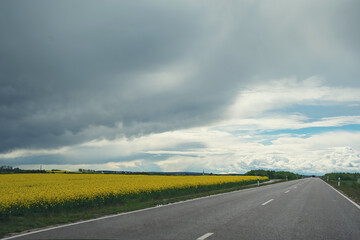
[4,178,360,240]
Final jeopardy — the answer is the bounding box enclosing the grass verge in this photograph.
[1,179,282,238]
[325,179,360,205]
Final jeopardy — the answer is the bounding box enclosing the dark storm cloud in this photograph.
[0,0,215,152]
[1,0,359,154]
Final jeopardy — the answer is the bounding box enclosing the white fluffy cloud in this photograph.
[227,77,360,119]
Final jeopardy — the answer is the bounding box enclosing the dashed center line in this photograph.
[285,190,290,193]
[262,199,274,206]
[197,232,214,240]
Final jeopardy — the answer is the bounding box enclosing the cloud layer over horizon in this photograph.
[1,0,359,174]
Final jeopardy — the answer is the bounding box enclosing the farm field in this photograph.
[0,174,268,216]
[0,173,268,237]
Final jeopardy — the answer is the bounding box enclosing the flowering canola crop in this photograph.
[0,174,268,215]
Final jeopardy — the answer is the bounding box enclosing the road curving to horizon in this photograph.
[3,178,360,240]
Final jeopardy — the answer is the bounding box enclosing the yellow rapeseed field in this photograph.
[0,174,268,215]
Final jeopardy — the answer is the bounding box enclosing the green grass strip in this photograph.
[326,180,360,204]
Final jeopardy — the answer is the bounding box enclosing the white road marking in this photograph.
[325,182,360,210]
[197,232,214,240]
[285,190,290,193]
[262,199,274,206]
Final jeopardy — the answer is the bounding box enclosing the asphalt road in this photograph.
[5,178,360,240]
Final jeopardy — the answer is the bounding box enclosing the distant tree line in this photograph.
[323,172,360,181]
[0,165,46,174]
[245,169,302,180]
[78,168,96,173]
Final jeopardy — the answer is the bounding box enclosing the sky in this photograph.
[1,0,359,175]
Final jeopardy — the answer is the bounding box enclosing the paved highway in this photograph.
[4,178,360,240]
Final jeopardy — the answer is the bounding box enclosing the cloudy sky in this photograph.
[1,0,359,175]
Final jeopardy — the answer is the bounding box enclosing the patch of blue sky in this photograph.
[230,130,249,136]
[261,124,360,136]
[280,104,360,119]
[258,138,277,146]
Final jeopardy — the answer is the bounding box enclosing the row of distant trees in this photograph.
[0,165,46,174]
[245,169,302,180]
[322,172,360,181]
[78,168,96,173]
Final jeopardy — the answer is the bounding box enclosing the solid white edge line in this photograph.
[324,181,360,210]
[2,181,286,240]
[261,199,274,206]
[197,232,214,240]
